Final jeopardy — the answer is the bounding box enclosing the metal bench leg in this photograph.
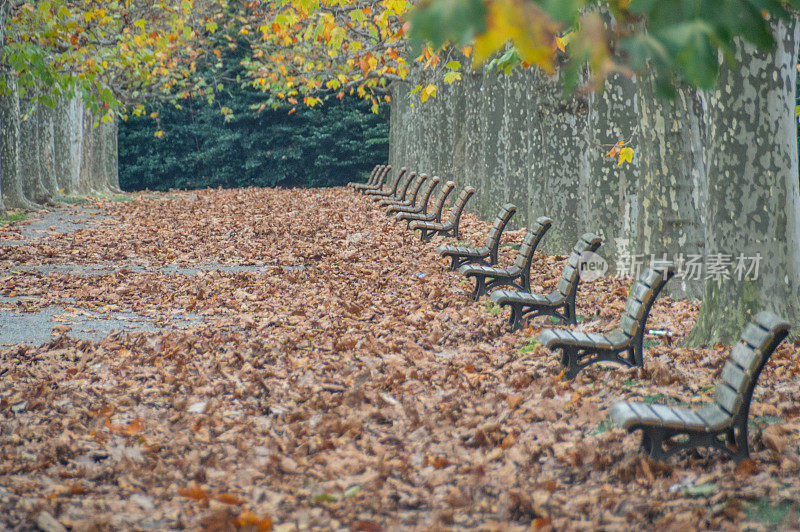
[471,277,487,300]
[510,305,522,331]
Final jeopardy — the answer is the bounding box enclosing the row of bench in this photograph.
[348,164,791,463]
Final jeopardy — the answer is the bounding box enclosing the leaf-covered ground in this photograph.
[0,188,798,531]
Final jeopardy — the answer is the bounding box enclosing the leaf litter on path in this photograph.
[0,187,798,530]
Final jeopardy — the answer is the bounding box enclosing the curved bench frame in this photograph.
[611,311,790,462]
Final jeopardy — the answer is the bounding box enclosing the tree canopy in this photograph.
[3,0,800,120]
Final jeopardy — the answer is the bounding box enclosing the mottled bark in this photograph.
[105,119,122,193]
[0,76,38,211]
[78,106,101,193]
[585,72,640,269]
[37,104,59,197]
[687,17,800,345]
[53,98,83,194]
[19,100,52,205]
[389,17,800,344]
[635,73,708,299]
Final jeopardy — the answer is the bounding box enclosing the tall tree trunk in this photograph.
[100,117,122,193]
[585,72,640,269]
[635,74,708,299]
[0,74,39,211]
[53,98,83,195]
[687,17,800,344]
[37,103,59,197]
[19,100,52,205]
[78,106,99,194]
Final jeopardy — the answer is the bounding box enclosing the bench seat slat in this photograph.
[695,404,733,431]
[648,404,689,429]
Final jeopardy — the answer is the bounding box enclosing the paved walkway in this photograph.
[0,203,293,346]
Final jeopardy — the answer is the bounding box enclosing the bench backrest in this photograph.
[714,311,790,421]
[367,165,383,186]
[619,265,675,339]
[407,174,428,205]
[388,167,407,196]
[555,233,603,300]
[418,176,440,213]
[397,171,417,202]
[447,186,475,234]
[514,216,553,273]
[373,165,390,189]
[484,203,517,264]
[431,181,456,221]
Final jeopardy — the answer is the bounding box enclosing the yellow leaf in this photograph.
[618,147,634,166]
[419,84,437,103]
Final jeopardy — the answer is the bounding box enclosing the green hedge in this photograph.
[118,89,389,191]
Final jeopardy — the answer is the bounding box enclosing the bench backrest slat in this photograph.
[407,174,428,205]
[484,203,517,263]
[397,171,417,202]
[618,266,675,338]
[418,176,440,213]
[513,216,552,272]
[431,181,456,221]
[447,187,475,230]
[388,167,407,196]
[556,233,603,299]
[712,312,790,419]
[367,165,382,185]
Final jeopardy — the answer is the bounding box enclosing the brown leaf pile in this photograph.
[0,187,799,530]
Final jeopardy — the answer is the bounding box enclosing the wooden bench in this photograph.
[348,164,383,190]
[490,233,602,331]
[397,181,455,227]
[377,172,422,208]
[436,203,517,270]
[610,311,790,462]
[387,176,440,216]
[537,265,675,379]
[353,165,389,192]
[408,186,475,242]
[458,216,552,300]
[364,167,406,199]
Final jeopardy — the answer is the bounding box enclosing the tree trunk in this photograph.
[37,103,59,197]
[635,73,708,299]
[101,117,122,193]
[19,100,52,205]
[687,16,800,345]
[0,75,38,211]
[53,98,83,195]
[78,106,99,194]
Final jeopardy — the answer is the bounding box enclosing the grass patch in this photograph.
[745,499,796,526]
[592,417,615,435]
[749,415,781,430]
[623,379,641,388]
[643,393,665,404]
[642,339,660,350]
[0,212,27,225]
[576,314,585,323]
[484,300,502,316]
[52,195,87,205]
[519,339,540,353]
